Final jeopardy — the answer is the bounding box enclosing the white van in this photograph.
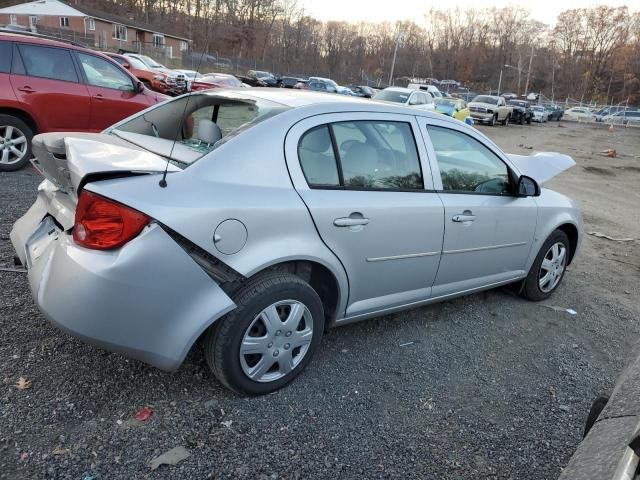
[407,83,443,98]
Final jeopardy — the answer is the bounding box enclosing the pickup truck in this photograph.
[468,95,513,126]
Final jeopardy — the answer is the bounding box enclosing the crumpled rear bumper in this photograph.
[11,197,235,371]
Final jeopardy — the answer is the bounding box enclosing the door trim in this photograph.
[366,251,440,262]
[442,241,527,255]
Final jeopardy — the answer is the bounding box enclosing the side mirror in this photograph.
[517,175,540,197]
[123,63,131,69]
[136,81,145,93]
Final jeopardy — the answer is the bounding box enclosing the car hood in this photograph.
[30,133,179,201]
[506,152,575,185]
[468,102,498,109]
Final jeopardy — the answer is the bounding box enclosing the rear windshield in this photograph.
[107,92,289,167]
[374,90,409,103]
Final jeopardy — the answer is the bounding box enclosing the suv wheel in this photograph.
[204,272,324,395]
[0,115,33,172]
[521,230,570,301]
[488,114,497,126]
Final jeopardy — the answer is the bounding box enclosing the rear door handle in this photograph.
[17,86,35,93]
[334,216,370,227]
[452,210,476,222]
[93,94,104,100]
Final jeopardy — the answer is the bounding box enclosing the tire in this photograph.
[502,114,510,126]
[521,229,571,301]
[0,114,34,172]
[488,114,496,126]
[519,115,524,125]
[526,117,532,125]
[204,272,324,395]
[584,396,609,438]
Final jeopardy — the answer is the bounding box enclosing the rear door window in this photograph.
[17,44,78,83]
[299,121,424,190]
[0,40,11,73]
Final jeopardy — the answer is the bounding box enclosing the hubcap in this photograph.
[0,125,28,165]
[538,242,567,293]
[239,300,313,383]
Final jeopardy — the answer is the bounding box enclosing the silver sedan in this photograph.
[11,90,583,395]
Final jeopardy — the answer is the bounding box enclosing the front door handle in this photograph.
[93,94,104,100]
[452,210,476,222]
[17,86,35,93]
[334,215,370,227]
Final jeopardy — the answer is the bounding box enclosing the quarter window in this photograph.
[77,53,133,91]
[17,45,78,83]
[299,121,423,190]
[427,126,510,194]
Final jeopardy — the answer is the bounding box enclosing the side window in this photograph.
[409,93,421,105]
[427,125,510,194]
[0,41,11,74]
[298,125,340,187]
[17,44,78,82]
[299,121,423,190]
[77,53,134,91]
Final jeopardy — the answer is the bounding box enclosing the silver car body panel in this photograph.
[11,89,583,370]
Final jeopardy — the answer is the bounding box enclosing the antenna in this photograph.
[159,24,214,188]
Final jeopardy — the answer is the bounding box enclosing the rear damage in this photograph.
[10,133,236,370]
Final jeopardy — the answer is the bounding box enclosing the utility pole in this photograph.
[524,44,534,96]
[388,26,403,87]
[497,67,503,96]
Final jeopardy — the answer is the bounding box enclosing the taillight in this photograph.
[73,190,150,250]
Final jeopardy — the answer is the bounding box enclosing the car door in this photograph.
[74,52,150,131]
[417,117,537,297]
[285,112,444,319]
[10,42,91,132]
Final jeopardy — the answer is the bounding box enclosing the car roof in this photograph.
[197,89,459,124]
[0,31,83,49]
[382,87,414,93]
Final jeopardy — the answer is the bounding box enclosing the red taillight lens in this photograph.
[73,190,150,250]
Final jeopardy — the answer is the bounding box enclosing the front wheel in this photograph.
[502,114,510,126]
[488,114,497,126]
[521,230,570,301]
[204,272,324,395]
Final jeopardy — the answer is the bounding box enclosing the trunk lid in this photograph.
[31,132,179,202]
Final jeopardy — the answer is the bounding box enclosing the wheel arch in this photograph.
[557,222,579,265]
[0,107,39,133]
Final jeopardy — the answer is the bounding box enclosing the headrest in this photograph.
[198,119,222,144]
[342,143,378,176]
[301,127,331,153]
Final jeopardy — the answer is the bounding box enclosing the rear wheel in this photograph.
[526,116,532,125]
[204,272,324,395]
[0,115,33,172]
[519,115,524,125]
[522,230,570,301]
[502,114,510,126]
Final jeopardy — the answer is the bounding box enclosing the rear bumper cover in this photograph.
[11,197,235,370]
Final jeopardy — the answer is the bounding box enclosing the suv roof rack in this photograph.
[0,28,87,48]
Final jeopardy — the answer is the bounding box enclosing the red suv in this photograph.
[0,32,167,171]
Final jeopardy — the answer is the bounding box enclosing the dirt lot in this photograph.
[1,121,639,479]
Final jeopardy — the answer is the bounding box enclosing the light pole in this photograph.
[551,64,560,104]
[524,45,535,96]
[388,26,403,87]
[497,67,503,96]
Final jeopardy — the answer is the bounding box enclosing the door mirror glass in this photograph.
[517,175,540,196]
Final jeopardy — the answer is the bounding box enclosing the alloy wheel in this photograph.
[0,125,28,166]
[539,242,567,293]
[239,300,313,383]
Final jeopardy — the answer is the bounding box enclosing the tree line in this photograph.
[3,0,638,104]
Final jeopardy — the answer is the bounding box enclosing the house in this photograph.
[0,0,190,60]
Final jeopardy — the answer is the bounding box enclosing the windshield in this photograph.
[201,75,242,87]
[140,55,163,68]
[126,56,149,70]
[472,96,498,104]
[435,98,457,107]
[373,90,410,104]
[255,71,272,79]
[532,106,545,111]
[108,92,290,167]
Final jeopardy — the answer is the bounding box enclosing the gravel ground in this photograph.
[1,121,639,479]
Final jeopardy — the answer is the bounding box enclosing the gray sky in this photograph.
[303,0,634,26]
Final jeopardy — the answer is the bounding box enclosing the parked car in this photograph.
[189,73,247,91]
[559,343,640,480]
[246,70,279,87]
[308,77,353,95]
[564,107,595,121]
[123,53,187,96]
[531,105,550,123]
[373,87,435,111]
[279,76,307,89]
[501,92,518,100]
[408,83,443,98]
[106,53,182,96]
[0,32,166,171]
[602,110,640,125]
[507,99,533,124]
[453,91,479,102]
[348,85,375,98]
[11,89,582,395]
[545,104,564,121]
[468,95,512,126]
[173,69,203,91]
[434,97,470,122]
[307,80,336,93]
